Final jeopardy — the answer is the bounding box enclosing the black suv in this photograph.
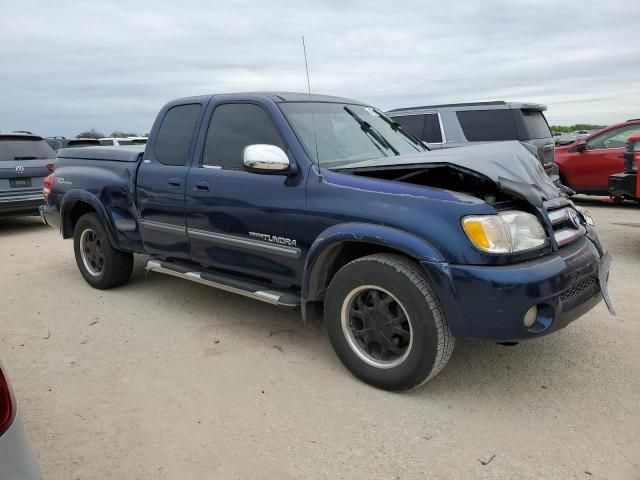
[387,101,556,177]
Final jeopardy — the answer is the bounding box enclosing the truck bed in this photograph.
[57,145,144,162]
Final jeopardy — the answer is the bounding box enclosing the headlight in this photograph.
[462,210,547,254]
[575,206,595,226]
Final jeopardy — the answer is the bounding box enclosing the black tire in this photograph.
[73,213,133,289]
[324,254,454,391]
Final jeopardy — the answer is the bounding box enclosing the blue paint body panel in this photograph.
[40,92,606,341]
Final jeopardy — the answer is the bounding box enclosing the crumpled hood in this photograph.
[333,141,561,205]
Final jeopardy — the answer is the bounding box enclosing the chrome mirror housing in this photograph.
[243,144,291,174]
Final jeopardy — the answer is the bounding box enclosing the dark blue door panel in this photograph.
[137,162,189,258]
[185,168,306,286]
[136,101,206,259]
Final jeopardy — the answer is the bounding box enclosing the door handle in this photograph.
[194,180,210,192]
[168,177,181,188]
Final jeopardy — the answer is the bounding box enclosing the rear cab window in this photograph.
[154,104,202,166]
[0,136,56,161]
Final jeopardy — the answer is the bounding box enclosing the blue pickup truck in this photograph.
[40,92,613,391]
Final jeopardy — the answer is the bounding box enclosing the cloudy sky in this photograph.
[1,0,638,137]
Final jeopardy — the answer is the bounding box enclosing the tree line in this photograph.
[549,124,606,134]
[76,129,149,139]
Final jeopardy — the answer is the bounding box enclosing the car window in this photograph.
[203,103,285,169]
[69,140,100,147]
[456,110,517,141]
[154,104,202,166]
[586,124,640,150]
[392,115,424,139]
[521,110,551,139]
[423,114,443,143]
[99,140,114,146]
[392,114,442,143]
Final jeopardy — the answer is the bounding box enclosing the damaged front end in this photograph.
[329,140,615,322]
[331,141,590,252]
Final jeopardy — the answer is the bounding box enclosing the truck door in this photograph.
[137,103,203,259]
[185,101,307,287]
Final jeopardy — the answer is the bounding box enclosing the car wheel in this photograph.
[73,213,133,289]
[324,253,455,391]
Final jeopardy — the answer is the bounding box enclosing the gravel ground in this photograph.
[1,198,639,479]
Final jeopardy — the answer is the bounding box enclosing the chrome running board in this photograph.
[145,259,300,308]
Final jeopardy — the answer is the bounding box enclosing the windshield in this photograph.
[280,102,425,167]
[0,137,56,161]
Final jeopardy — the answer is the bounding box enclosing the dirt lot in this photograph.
[1,199,638,480]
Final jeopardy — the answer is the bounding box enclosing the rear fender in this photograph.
[60,190,120,249]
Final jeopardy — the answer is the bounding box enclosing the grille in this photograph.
[545,204,586,247]
[560,274,599,303]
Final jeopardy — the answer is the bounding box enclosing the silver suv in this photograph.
[387,101,556,177]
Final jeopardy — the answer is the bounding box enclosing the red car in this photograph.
[555,119,640,195]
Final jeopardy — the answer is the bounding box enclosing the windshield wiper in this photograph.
[372,108,429,151]
[343,106,400,155]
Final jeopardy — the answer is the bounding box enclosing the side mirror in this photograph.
[243,144,292,174]
[572,142,587,153]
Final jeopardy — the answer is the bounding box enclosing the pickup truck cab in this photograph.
[40,92,612,391]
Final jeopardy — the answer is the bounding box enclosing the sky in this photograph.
[1,0,639,138]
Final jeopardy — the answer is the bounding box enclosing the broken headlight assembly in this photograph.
[462,210,547,254]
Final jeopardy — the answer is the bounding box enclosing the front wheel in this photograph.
[324,254,455,391]
[73,213,133,289]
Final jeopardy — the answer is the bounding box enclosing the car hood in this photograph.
[331,141,561,207]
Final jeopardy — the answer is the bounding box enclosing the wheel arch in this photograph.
[301,223,445,322]
[61,190,119,249]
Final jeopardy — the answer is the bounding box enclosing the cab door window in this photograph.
[202,103,285,169]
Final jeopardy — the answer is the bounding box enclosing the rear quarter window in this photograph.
[456,110,517,141]
[521,110,551,139]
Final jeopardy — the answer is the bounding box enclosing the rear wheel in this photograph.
[73,213,133,289]
[324,254,455,391]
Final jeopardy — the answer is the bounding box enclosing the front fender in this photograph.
[302,222,445,301]
[60,189,120,249]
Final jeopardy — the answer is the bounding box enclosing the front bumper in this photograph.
[423,236,605,341]
[0,412,42,480]
[0,193,43,216]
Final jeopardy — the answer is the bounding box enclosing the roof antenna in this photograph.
[302,35,312,96]
[301,35,320,170]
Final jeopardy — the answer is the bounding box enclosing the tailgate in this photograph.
[0,160,52,194]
